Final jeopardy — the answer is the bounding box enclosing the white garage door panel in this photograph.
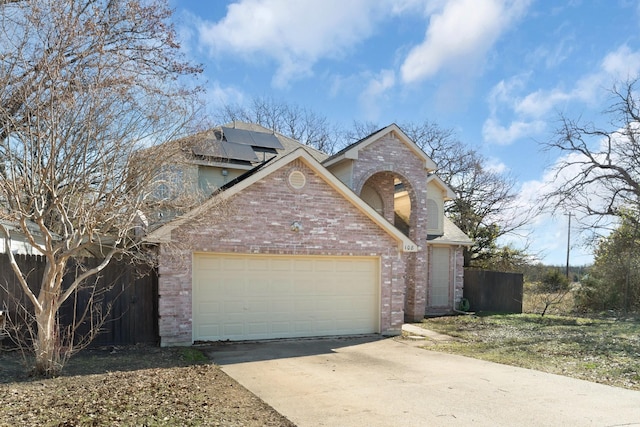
[193,254,380,341]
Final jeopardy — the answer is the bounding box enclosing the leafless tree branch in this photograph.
[0,0,201,375]
[542,78,640,230]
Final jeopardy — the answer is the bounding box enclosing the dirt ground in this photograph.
[0,344,295,426]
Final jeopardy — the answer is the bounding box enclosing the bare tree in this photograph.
[544,79,640,228]
[0,0,201,376]
[545,77,640,312]
[532,269,571,317]
[216,96,343,153]
[342,120,381,144]
[408,121,534,267]
[447,153,533,267]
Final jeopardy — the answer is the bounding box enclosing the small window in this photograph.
[289,170,306,189]
[427,198,439,231]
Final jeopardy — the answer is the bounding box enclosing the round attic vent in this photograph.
[288,170,306,189]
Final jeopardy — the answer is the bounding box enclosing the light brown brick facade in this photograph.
[158,159,407,345]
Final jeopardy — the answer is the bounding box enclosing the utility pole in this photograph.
[566,213,571,280]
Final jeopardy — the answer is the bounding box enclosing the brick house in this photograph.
[147,123,472,346]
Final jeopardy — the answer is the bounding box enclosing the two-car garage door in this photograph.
[192,253,380,341]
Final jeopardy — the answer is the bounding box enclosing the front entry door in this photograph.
[429,247,451,308]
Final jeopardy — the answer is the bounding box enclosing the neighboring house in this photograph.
[0,218,118,258]
[0,220,45,255]
[147,122,472,346]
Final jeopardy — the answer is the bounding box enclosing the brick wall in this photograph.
[348,134,430,321]
[158,159,406,346]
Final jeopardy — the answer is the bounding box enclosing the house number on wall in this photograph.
[404,244,417,251]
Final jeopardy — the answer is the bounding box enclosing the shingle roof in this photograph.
[427,217,473,246]
[322,125,388,164]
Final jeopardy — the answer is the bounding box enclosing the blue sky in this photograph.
[169,0,640,266]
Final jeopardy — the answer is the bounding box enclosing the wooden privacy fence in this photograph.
[0,253,158,346]
[464,269,523,313]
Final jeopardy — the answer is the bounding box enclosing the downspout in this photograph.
[424,242,429,316]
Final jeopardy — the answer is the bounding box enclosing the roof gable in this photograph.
[427,174,456,200]
[324,123,437,171]
[146,148,417,252]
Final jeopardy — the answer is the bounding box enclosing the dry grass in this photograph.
[522,281,576,316]
[0,345,294,427]
[417,314,640,390]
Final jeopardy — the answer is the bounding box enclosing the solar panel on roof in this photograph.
[220,140,259,162]
[221,127,253,146]
[191,138,258,162]
[222,127,284,150]
[248,131,284,149]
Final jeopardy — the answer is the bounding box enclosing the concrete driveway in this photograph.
[206,335,640,427]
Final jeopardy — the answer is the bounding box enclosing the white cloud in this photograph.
[207,81,246,109]
[601,45,640,80]
[193,0,533,98]
[514,88,571,117]
[487,74,529,113]
[400,0,531,84]
[534,38,573,69]
[482,117,545,145]
[484,157,509,174]
[175,11,198,56]
[197,0,383,88]
[484,45,640,145]
[512,76,598,121]
[388,0,440,15]
[359,69,397,120]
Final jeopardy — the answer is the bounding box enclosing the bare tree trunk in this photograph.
[34,301,60,375]
[33,261,65,376]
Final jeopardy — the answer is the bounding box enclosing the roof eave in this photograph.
[427,239,474,247]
